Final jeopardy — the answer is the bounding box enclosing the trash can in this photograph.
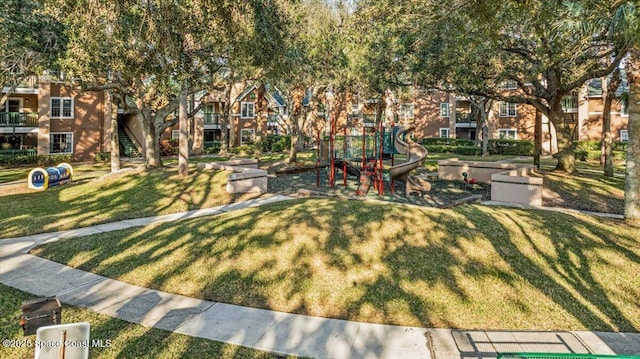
[20,297,62,335]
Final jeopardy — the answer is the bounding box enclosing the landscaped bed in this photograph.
[31,198,640,332]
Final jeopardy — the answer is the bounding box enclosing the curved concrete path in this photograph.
[1,195,639,358]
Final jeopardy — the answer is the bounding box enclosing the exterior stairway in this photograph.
[118,128,142,158]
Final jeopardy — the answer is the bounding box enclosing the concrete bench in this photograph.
[197,158,267,193]
[438,159,542,206]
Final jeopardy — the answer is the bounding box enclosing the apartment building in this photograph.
[1,78,628,163]
[348,79,628,154]
[1,79,112,162]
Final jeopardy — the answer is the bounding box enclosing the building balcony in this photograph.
[203,113,220,124]
[455,112,477,128]
[0,112,38,133]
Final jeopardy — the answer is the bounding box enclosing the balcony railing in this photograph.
[455,112,477,123]
[0,112,38,127]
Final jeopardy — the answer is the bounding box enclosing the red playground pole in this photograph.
[343,127,347,187]
[378,121,384,195]
[329,112,335,187]
[390,121,395,194]
[316,131,320,187]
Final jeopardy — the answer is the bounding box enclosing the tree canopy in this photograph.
[0,0,66,106]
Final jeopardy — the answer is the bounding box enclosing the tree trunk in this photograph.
[109,92,120,172]
[624,50,640,223]
[288,130,299,163]
[534,110,542,169]
[287,87,306,163]
[178,90,189,177]
[254,82,267,159]
[602,69,621,177]
[142,111,161,169]
[550,109,576,173]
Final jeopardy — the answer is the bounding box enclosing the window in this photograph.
[51,97,73,118]
[240,129,255,144]
[399,103,414,119]
[241,102,255,119]
[498,102,517,117]
[499,81,518,90]
[620,130,629,142]
[621,98,628,116]
[561,93,578,113]
[351,104,359,115]
[203,105,218,124]
[4,98,22,112]
[499,129,518,140]
[172,130,179,140]
[3,98,22,124]
[588,78,603,97]
[440,103,450,117]
[439,128,450,138]
[50,133,73,153]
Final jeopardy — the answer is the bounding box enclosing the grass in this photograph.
[0,284,294,359]
[32,198,640,332]
[0,162,116,185]
[0,164,260,239]
[542,170,626,214]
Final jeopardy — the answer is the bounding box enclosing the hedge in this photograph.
[262,134,291,153]
[421,138,474,146]
[0,154,73,167]
[423,139,533,156]
[94,152,110,162]
[574,150,626,162]
[487,139,534,155]
[423,145,482,156]
[573,140,628,152]
[203,141,221,154]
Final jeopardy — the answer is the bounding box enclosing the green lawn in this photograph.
[32,198,640,332]
[0,164,260,239]
[0,162,116,185]
[0,284,293,359]
[542,170,626,214]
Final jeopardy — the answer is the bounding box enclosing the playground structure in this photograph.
[27,163,73,190]
[316,119,430,198]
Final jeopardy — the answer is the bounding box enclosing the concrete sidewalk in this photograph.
[1,196,639,358]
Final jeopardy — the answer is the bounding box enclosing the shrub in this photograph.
[271,142,285,152]
[422,138,474,146]
[203,141,221,154]
[613,141,628,152]
[0,154,72,167]
[487,139,534,156]
[456,146,483,156]
[231,144,257,156]
[575,149,626,162]
[573,140,600,152]
[424,145,457,153]
[94,152,110,162]
[159,139,179,156]
[262,134,291,152]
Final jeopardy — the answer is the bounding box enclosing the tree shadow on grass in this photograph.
[31,199,640,334]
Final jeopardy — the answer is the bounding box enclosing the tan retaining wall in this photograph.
[438,159,542,206]
[197,158,266,193]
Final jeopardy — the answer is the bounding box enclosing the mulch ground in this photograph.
[266,165,491,208]
[264,163,623,214]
